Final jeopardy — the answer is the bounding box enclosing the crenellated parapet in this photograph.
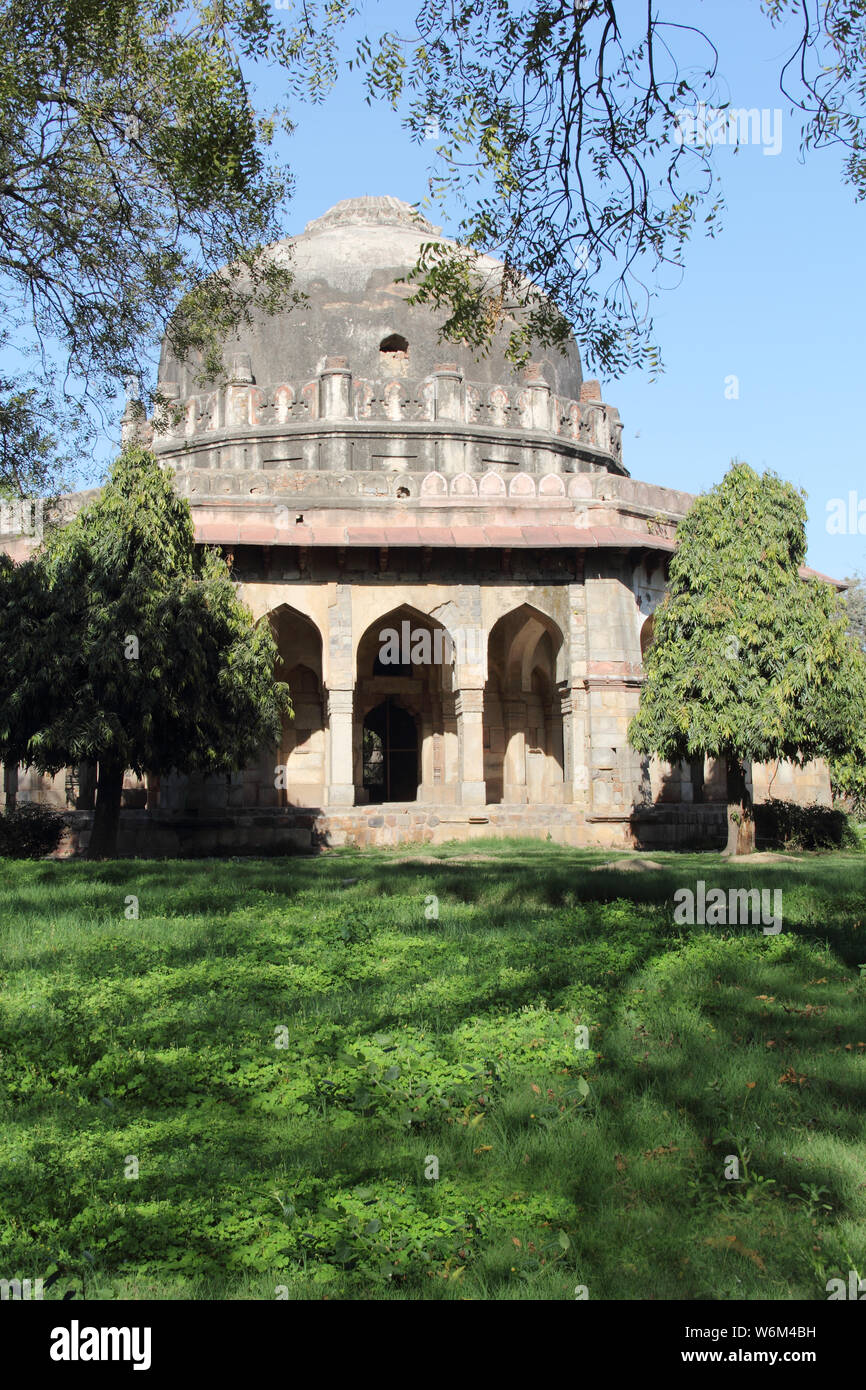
[149,359,625,479]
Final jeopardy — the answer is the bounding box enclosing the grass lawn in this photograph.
[1,840,865,1301]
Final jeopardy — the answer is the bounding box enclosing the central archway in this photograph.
[363,699,419,803]
[355,604,455,804]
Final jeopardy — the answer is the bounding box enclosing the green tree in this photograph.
[8,1,866,483]
[830,573,866,814]
[330,2,866,374]
[829,744,866,818]
[0,0,357,494]
[629,462,866,855]
[0,447,290,857]
[843,571,866,651]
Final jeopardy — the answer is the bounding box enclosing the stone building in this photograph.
[0,195,832,852]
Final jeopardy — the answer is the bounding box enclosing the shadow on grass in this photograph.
[1,845,865,1298]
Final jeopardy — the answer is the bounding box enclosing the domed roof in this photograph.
[159,195,584,398]
[302,194,442,237]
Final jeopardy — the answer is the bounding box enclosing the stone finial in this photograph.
[323,356,349,371]
[229,352,254,384]
[120,398,153,447]
[521,363,552,431]
[580,379,602,402]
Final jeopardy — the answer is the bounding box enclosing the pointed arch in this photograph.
[354,604,455,805]
[484,604,565,806]
[262,604,326,808]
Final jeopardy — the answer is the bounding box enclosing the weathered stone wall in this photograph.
[4,547,834,852]
[0,196,840,853]
[51,800,731,857]
[752,758,832,808]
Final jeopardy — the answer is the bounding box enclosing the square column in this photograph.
[456,688,486,806]
[503,698,527,804]
[560,684,589,807]
[326,689,355,806]
[442,694,459,804]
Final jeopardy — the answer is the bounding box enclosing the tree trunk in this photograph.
[3,761,17,811]
[723,756,755,856]
[76,760,97,810]
[86,758,125,859]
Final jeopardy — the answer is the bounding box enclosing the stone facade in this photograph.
[0,195,833,852]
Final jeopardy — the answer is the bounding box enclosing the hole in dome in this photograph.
[380,334,409,357]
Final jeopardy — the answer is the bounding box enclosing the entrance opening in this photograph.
[363,699,419,803]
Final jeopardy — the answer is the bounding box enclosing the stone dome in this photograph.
[158,195,584,398]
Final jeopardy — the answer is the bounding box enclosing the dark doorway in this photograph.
[363,699,419,803]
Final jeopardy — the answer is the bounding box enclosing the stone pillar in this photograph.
[560,684,589,806]
[456,688,486,806]
[502,699,527,803]
[442,694,459,802]
[433,364,463,422]
[121,398,148,447]
[319,357,352,420]
[230,352,254,384]
[548,700,565,800]
[326,689,355,805]
[586,680,641,816]
[522,363,552,432]
[319,358,352,471]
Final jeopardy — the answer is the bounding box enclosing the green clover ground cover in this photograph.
[1,841,865,1300]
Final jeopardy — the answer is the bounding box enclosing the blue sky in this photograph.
[257,0,864,582]
[56,2,855,581]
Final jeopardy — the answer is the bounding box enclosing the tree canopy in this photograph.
[0,446,290,854]
[6,2,866,490]
[337,1,866,374]
[0,0,352,495]
[843,571,866,651]
[629,462,866,852]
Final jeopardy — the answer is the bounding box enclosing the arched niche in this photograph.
[483,605,565,805]
[267,605,326,808]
